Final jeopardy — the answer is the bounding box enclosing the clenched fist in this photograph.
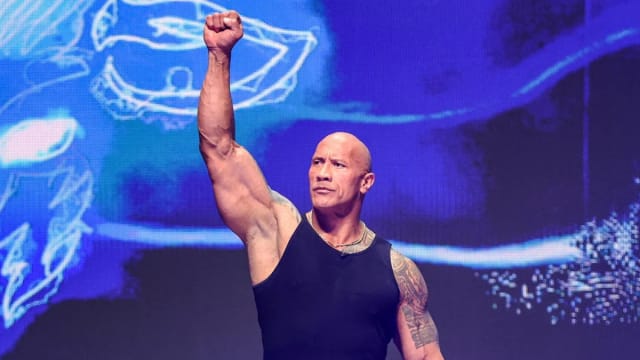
[203,11,243,56]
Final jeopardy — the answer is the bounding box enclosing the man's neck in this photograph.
[307,210,364,247]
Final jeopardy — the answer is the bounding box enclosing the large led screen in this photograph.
[1,0,640,359]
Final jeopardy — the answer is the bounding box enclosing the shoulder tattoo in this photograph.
[269,189,301,222]
[391,249,439,348]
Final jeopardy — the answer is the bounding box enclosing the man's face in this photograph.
[308,133,372,214]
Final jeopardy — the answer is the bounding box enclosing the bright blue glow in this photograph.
[94,223,581,269]
[391,235,581,269]
[96,222,242,249]
[0,117,79,168]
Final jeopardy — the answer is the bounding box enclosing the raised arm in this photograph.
[391,249,445,360]
[197,11,277,242]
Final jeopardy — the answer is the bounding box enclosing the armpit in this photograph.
[269,188,301,223]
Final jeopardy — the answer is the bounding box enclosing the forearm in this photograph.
[197,51,235,154]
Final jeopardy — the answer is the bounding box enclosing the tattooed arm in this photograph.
[391,249,445,360]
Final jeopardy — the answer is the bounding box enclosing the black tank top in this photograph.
[253,217,399,360]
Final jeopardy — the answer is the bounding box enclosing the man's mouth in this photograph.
[313,187,332,194]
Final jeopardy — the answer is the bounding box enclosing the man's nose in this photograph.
[316,163,331,181]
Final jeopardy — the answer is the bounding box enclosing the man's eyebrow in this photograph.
[312,155,350,164]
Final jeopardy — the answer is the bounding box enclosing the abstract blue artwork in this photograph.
[1,0,640,358]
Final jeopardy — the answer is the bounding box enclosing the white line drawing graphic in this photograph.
[89,0,319,128]
[0,165,94,327]
[0,116,93,327]
[0,0,94,115]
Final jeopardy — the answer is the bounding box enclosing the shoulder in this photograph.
[390,248,421,277]
[390,248,428,303]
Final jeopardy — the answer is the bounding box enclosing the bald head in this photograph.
[316,132,372,173]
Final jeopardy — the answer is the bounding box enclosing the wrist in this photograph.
[207,48,231,66]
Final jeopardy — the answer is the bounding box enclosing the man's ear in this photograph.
[361,172,375,194]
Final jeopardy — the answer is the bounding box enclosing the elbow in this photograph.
[198,132,236,157]
[199,130,234,159]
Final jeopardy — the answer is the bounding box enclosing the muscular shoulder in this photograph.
[390,249,428,304]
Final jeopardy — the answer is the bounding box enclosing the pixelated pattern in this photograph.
[477,187,640,325]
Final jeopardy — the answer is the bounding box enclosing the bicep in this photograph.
[391,250,443,359]
[201,140,275,239]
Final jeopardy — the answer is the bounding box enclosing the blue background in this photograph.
[1,0,640,358]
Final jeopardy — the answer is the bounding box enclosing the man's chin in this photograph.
[311,200,336,211]
[312,203,331,210]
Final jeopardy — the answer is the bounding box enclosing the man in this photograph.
[198,10,444,360]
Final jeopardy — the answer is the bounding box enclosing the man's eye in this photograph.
[335,163,345,168]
